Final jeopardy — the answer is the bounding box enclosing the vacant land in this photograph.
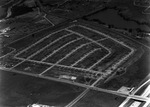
[73,90,126,107]
[97,49,150,91]
[0,70,85,107]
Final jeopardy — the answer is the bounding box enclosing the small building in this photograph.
[129,101,142,107]
[59,75,77,81]
[118,86,134,94]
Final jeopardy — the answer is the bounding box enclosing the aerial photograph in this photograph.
[0,0,150,107]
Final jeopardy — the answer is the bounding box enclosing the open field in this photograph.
[97,49,150,91]
[0,0,10,6]
[92,39,131,71]
[0,70,85,107]
[16,30,72,59]
[73,48,109,69]
[72,90,126,107]
[1,12,52,46]
[0,47,14,58]
[58,43,101,66]
[42,38,90,64]
[6,24,58,51]
[68,25,106,40]
[13,60,52,74]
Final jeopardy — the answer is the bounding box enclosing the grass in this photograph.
[69,25,106,40]
[59,43,99,66]
[0,47,14,57]
[43,38,89,64]
[73,90,126,107]
[17,30,70,59]
[97,49,150,91]
[44,34,79,63]
[13,60,51,74]
[74,49,108,69]
[0,57,22,68]
[0,70,85,106]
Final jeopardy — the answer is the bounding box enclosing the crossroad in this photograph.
[119,79,150,107]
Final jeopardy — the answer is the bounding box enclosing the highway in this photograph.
[119,79,150,107]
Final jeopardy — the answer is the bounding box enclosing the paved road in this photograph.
[66,89,90,107]
[2,67,150,107]
[119,79,150,107]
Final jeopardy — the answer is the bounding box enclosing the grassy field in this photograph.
[1,12,52,46]
[68,25,106,40]
[97,49,150,91]
[44,38,90,64]
[0,0,10,5]
[0,70,85,106]
[59,43,100,66]
[16,30,71,59]
[74,49,108,69]
[73,90,126,107]
[0,57,22,68]
[83,0,150,34]
[13,60,51,74]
